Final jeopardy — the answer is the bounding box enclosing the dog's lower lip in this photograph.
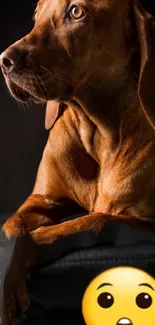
[6,76,46,103]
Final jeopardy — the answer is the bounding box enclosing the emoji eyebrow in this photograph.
[97,283,113,290]
[139,283,155,291]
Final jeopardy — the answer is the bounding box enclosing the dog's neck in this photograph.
[74,69,141,148]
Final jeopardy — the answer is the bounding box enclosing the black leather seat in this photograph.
[1,216,155,324]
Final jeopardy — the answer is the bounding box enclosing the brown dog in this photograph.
[0,0,155,323]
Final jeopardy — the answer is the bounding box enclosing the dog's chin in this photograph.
[5,78,46,104]
[5,76,74,105]
[8,82,31,103]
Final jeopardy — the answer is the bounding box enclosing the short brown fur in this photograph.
[1,0,155,323]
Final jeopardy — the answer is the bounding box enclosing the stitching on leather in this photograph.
[48,255,155,267]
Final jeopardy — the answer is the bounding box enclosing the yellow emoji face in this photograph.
[82,267,155,325]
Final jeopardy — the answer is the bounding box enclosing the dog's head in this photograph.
[0,0,155,129]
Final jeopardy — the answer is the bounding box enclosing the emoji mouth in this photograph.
[117,318,133,325]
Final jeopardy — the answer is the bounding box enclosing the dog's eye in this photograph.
[69,5,86,20]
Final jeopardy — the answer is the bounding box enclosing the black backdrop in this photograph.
[1,3,155,324]
[0,1,155,214]
[0,0,48,213]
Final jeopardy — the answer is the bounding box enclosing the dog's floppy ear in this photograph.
[45,101,62,130]
[133,0,155,128]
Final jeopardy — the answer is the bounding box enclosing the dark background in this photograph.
[1,2,155,325]
[0,0,48,214]
[0,1,155,214]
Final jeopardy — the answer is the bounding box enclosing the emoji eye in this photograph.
[136,293,152,309]
[69,5,86,20]
[97,292,114,308]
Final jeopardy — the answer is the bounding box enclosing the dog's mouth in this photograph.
[6,79,44,104]
[3,67,74,105]
[3,72,46,104]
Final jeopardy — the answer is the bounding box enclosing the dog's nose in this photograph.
[0,50,15,72]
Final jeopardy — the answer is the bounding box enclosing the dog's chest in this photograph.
[49,110,155,217]
[70,144,155,217]
[95,166,134,215]
[94,151,155,217]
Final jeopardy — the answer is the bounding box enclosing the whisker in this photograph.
[35,74,47,92]
[85,80,99,97]
[31,74,46,98]
[40,65,71,80]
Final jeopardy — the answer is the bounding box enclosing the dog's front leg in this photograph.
[31,212,155,256]
[0,193,80,325]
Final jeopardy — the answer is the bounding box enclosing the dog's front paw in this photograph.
[0,233,33,325]
[2,214,24,238]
